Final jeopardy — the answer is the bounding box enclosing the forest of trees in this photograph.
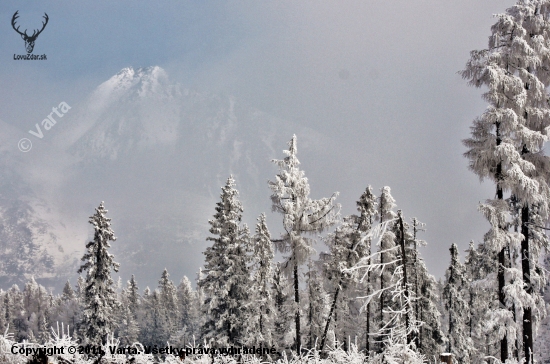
[3,0,550,363]
[0,133,549,364]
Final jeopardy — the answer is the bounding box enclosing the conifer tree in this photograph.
[341,203,420,354]
[319,186,376,352]
[158,268,178,343]
[176,276,197,342]
[269,135,339,353]
[127,275,140,317]
[138,287,153,345]
[149,290,168,346]
[305,259,328,350]
[62,281,75,302]
[461,2,550,361]
[38,315,51,344]
[77,202,120,346]
[464,241,497,360]
[443,244,473,362]
[377,187,397,351]
[372,210,417,348]
[272,262,292,352]
[252,213,276,347]
[198,176,253,347]
[416,258,444,358]
[117,303,139,346]
[378,188,397,311]
[357,186,378,355]
[0,290,7,335]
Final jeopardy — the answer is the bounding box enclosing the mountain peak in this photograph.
[95,66,168,100]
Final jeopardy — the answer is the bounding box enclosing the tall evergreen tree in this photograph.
[272,262,292,352]
[416,258,444,358]
[117,285,139,346]
[77,202,120,346]
[252,213,276,347]
[319,186,376,352]
[198,176,253,347]
[138,287,153,345]
[461,2,550,361]
[377,186,397,351]
[148,290,168,346]
[175,276,198,345]
[356,186,378,355]
[127,275,140,317]
[464,241,497,361]
[443,244,473,363]
[305,259,328,350]
[158,268,178,344]
[269,135,339,353]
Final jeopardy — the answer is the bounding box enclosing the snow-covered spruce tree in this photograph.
[77,201,120,346]
[356,186,378,355]
[147,289,169,346]
[62,280,75,301]
[38,315,51,344]
[175,275,198,344]
[342,208,419,354]
[0,290,6,335]
[117,288,139,346]
[376,186,397,351]
[319,186,377,353]
[402,216,443,358]
[5,285,25,341]
[269,135,340,353]
[198,176,253,347]
[409,218,425,343]
[443,243,473,362]
[305,259,329,350]
[272,261,293,353]
[381,210,417,347]
[416,257,445,359]
[252,213,276,347]
[461,1,550,361]
[157,268,179,344]
[464,241,498,361]
[20,277,51,342]
[127,275,140,318]
[73,275,86,341]
[118,276,140,346]
[464,242,482,342]
[194,268,206,342]
[138,286,153,345]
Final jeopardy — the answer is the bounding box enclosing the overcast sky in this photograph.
[0,0,519,285]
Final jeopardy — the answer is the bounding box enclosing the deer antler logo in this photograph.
[12,11,49,54]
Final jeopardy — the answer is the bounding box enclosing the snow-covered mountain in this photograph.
[1,66,336,291]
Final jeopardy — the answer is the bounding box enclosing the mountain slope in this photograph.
[2,66,336,290]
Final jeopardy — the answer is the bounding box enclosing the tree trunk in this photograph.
[413,219,420,349]
[309,276,313,349]
[448,264,453,353]
[259,310,264,343]
[294,261,301,354]
[320,216,368,353]
[508,240,519,359]
[521,205,533,364]
[496,125,509,362]
[398,211,411,344]
[366,272,371,356]
[319,284,340,352]
[498,248,509,361]
[379,203,385,353]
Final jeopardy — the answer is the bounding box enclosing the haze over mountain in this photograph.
[0,66,340,291]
